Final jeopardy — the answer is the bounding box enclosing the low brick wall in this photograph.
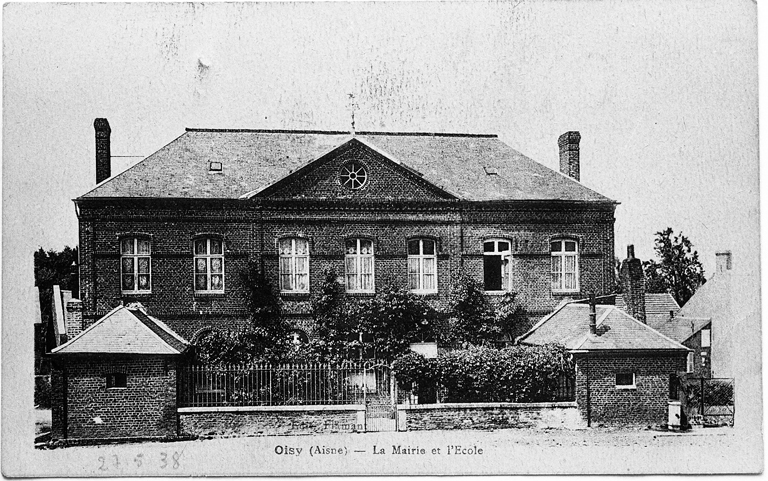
[397,402,584,431]
[179,405,365,437]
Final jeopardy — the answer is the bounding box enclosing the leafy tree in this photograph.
[642,228,706,306]
[444,275,499,347]
[351,286,437,362]
[494,291,527,340]
[239,260,291,362]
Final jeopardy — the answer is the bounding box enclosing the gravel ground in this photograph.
[31,426,761,476]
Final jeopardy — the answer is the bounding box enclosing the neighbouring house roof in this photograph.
[615,292,681,325]
[78,129,616,203]
[647,316,711,344]
[51,305,189,355]
[518,303,689,352]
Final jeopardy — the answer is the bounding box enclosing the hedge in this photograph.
[392,345,574,403]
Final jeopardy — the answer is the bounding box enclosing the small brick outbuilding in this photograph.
[49,304,189,442]
[518,301,689,426]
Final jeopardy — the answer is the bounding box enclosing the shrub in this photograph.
[34,375,51,409]
[392,344,574,403]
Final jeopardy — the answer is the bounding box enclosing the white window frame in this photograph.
[407,239,438,294]
[615,372,636,390]
[194,238,225,294]
[345,238,375,293]
[483,239,512,293]
[687,352,695,373]
[279,238,310,293]
[701,328,711,348]
[551,239,579,293]
[120,237,151,294]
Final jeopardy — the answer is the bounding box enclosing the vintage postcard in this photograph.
[2,0,763,476]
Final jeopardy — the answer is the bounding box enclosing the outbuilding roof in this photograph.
[647,316,711,344]
[50,305,189,355]
[79,129,616,203]
[518,303,689,352]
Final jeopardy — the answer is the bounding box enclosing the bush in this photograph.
[35,375,51,408]
[392,344,574,403]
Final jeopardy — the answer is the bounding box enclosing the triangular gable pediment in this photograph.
[253,138,458,201]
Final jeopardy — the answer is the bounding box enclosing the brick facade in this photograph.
[50,356,180,440]
[574,353,686,426]
[76,198,615,341]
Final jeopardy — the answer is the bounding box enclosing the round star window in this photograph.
[339,162,368,190]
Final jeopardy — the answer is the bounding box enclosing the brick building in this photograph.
[49,304,189,441]
[75,120,617,343]
[517,247,690,426]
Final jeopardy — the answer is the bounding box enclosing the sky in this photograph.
[3,0,759,278]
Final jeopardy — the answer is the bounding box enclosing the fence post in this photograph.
[700,377,705,420]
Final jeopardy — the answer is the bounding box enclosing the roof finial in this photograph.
[347,93,358,135]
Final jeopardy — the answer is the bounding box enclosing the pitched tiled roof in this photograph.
[518,303,689,352]
[51,306,189,355]
[79,129,615,203]
[615,293,681,325]
[647,316,711,343]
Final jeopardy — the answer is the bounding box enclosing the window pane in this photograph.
[361,273,373,291]
[211,275,223,291]
[423,257,436,276]
[484,256,502,291]
[295,238,308,255]
[137,257,150,274]
[345,257,357,291]
[138,239,151,255]
[345,239,358,254]
[551,256,561,274]
[361,256,373,274]
[210,239,222,255]
[498,241,510,252]
[550,241,561,252]
[122,258,134,274]
[565,255,576,274]
[138,275,150,290]
[360,239,373,254]
[210,258,222,274]
[195,258,207,274]
[422,240,435,255]
[407,240,420,255]
[195,274,208,291]
[296,273,308,291]
[565,241,577,252]
[122,274,135,290]
[565,273,576,290]
[552,273,562,291]
[616,373,634,386]
[194,239,207,255]
[484,241,495,253]
[121,238,134,254]
[278,239,292,255]
[295,256,308,275]
[423,273,436,291]
[407,258,420,290]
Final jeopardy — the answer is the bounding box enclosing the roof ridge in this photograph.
[612,307,690,350]
[185,127,498,138]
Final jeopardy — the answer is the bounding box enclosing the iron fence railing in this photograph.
[178,362,386,407]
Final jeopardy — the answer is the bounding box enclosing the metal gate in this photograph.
[362,364,397,432]
[681,377,735,427]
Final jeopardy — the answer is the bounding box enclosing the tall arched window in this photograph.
[279,238,310,293]
[551,239,579,293]
[194,238,224,293]
[345,238,375,293]
[121,237,151,293]
[407,239,437,293]
[484,239,511,292]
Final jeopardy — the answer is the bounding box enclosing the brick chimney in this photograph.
[94,118,111,184]
[715,251,732,274]
[65,299,83,338]
[558,131,581,181]
[620,245,646,323]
